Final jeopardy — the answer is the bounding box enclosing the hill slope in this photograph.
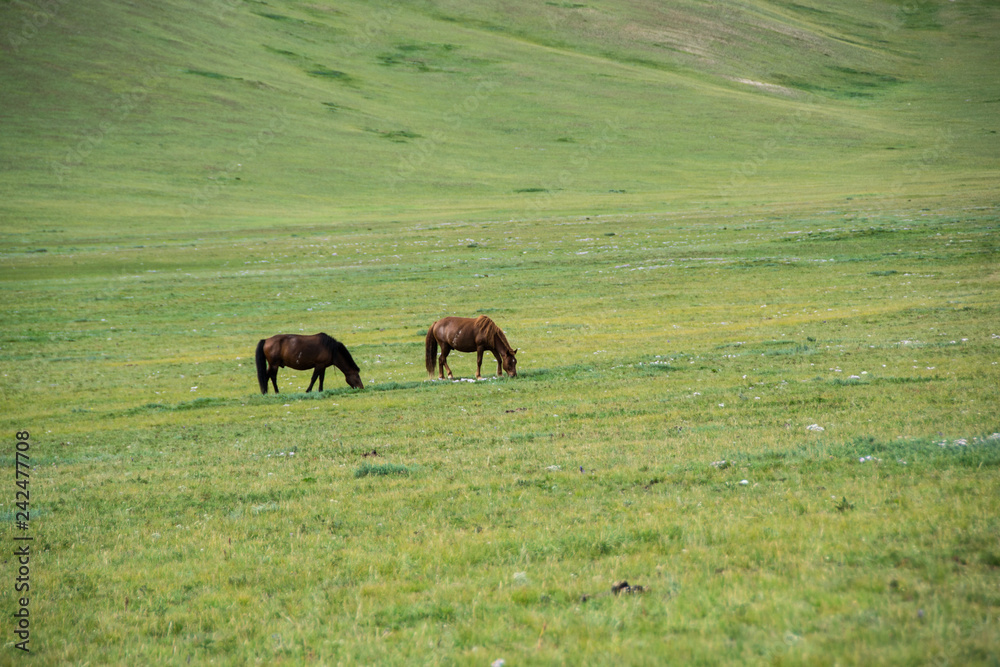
[1,0,998,240]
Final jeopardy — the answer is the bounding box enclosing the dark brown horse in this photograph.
[256,333,363,394]
[425,315,518,380]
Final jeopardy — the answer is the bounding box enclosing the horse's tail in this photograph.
[255,339,269,394]
[425,327,437,378]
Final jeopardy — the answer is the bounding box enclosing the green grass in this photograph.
[355,462,414,478]
[1,0,999,664]
[2,209,997,665]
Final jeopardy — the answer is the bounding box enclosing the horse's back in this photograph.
[432,317,476,337]
[433,316,476,327]
[263,333,330,369]
[268,332,326,345]
[431,316,500,352]
[264,332,299,352]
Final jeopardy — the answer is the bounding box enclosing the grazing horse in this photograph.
[425,315,518,380]
[255,333,363,394]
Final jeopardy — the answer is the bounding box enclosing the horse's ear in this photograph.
[512,348,518,355]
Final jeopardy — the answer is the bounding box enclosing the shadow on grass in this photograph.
[122,359,710,416]
[124,388,366,415]
[519,364,602,381]
[354,462,414,478]
[121,378,462,415]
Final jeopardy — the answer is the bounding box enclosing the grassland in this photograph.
[1,0,999,664]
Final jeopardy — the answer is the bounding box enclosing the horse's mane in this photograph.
[318,333,360,372]
[474,315,511,352]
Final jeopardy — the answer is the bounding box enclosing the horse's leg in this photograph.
[269,364,280,393]
[306,368,319,392]
[439,345,453,379]
[476,349,484,380]
[495,350,503,377]
[318,367,326,392]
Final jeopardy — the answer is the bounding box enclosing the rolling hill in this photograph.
[2,0,997,242]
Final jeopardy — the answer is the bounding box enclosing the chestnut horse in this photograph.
[425,315,518,380]
[256,333,363,394]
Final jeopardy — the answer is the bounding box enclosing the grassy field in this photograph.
[1,0,999,664]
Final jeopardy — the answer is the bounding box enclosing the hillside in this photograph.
[1,0,998,241]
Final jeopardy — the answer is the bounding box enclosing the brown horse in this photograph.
[425,315,518,380]
[256,333,363,394]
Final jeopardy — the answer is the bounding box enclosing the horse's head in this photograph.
[346,371,364,389]
[502,348,518,377]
